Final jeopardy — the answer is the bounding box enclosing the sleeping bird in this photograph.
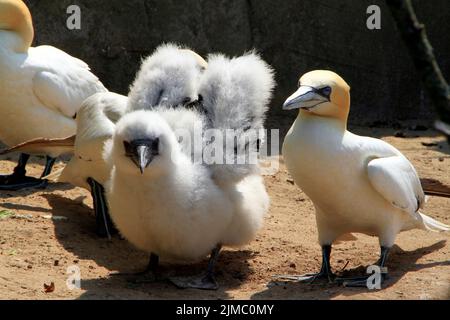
[0,0,107,190]
[104,52,274,290]
[279,70,449,287]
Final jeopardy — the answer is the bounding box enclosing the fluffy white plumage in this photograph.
[105,110,270,262]
[127,43,207,112]
[198,53,275,185]
[104,51,274,274]
[0,1,106,148]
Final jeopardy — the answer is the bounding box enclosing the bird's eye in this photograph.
[152,138,160,153]
[320,86,332,97]
[123,141,133,156]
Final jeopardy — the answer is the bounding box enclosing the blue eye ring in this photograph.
[320,86,332,97]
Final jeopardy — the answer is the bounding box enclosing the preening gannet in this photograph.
[0,0,106,190]
[279,70,450,287]
[105,52,274,290]
[0,44,209,238]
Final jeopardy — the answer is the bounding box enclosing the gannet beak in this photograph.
[282,86,329,110]
[124,139,159,174]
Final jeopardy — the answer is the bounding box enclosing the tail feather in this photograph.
[42,167,64,182]
[419,212,450,232]
[421,178,450,198]
[0,136,75,157]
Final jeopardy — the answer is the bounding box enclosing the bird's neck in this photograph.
[0,0,34,52]
[297,110,348,132]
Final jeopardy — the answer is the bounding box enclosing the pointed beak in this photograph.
[136,144,152,174]
[124,139,159,174]
[282,86,329,110]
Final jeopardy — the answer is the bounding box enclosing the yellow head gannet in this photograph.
[0,0,107,190]
[280,70,449,286]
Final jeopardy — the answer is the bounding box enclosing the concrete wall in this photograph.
[24,0,450,131]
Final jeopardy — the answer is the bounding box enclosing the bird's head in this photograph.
[110,111,178,176]
[127,44,208,112]
[283,70,350,122]
[0,0,34,52]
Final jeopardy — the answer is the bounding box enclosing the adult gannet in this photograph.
[0,0,106,190]
[105,52,274,290]
[279,70,449,287]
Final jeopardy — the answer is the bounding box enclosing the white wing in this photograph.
[367,155,425,215]
[30,45,107,119]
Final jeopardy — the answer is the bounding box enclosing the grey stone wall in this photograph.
[24,0,450,131]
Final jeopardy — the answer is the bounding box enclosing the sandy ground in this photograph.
[0,127,449,300]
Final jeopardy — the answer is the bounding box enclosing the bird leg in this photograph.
[273,245,335,283]
[335,246,390,288]
[86,177,116,239]
[0,154,53,190]
[40,156,56,178]
[170,244,222,290]
[111,253,162,283]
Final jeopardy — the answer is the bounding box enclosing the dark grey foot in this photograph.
[0,175,48,191]
[273,244,334,284]
[170,244,222,291]
[111,253,160,284]
[336,246,390,288]
[170,273,218,290]
[0,154,55,191]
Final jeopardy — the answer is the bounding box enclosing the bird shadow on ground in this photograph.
[43,193,256,299]
[251,241,449,300]
[0,182,73,199]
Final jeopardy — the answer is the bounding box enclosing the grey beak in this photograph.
[124,138,159,174]
[283,86,329,110]
[136,145,152,174]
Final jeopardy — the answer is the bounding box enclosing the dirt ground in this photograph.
[0,126,449,300]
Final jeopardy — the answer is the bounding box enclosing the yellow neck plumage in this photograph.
[0,0,34,52]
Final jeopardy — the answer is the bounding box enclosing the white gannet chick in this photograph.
[105,51,273,290]
[105,110,234,290]
[126,43,207,112]
[0,0,107,190]
[279,70,450,287]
